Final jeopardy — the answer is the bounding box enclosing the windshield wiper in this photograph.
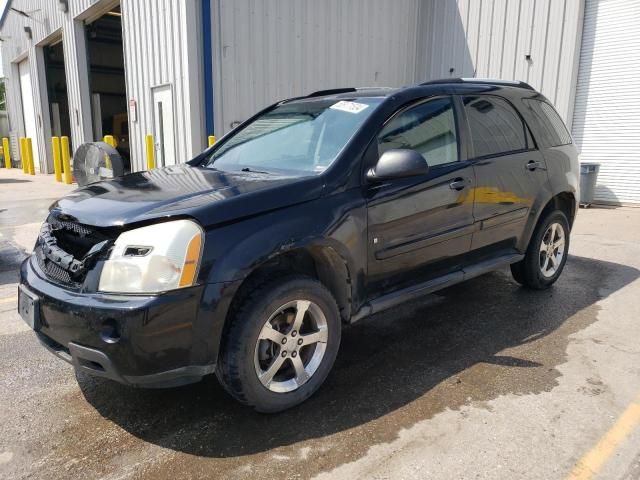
[241,167,271,174]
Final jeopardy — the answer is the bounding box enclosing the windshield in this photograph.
[204,97,383,175]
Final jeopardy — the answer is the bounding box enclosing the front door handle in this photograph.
[526,160,544,171]
[449,178,467,190]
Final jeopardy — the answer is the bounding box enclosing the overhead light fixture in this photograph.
[58,0,68,13]
[106,11,122,17]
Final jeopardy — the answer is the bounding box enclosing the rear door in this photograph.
[366,96,475,298]
[461,94,548,253]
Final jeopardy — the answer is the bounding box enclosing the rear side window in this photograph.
[523,99,572,146]
[463,95,528,158]
[378,97,458,167]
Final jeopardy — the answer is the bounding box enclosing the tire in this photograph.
[510,210,570,289]
[216,275,341,413]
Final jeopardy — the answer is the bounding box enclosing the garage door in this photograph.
[571,0,640,204]
[18,59,40,172]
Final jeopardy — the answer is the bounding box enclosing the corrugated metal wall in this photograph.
[1,0,65,172]
[121,0,205,172]
[211,0,421,136]
[0,0,118,172]
[0,0,205,174]
[1,0,589,176]
[417,0,585,124]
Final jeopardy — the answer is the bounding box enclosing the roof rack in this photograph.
[420,78,535,91]
[306,88,358,98]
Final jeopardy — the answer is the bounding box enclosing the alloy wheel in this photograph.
[539,222,566,278]
[253,299,328,393]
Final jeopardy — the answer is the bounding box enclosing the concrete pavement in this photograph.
[0,168,639,479]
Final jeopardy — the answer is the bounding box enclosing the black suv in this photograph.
[19,79,579,412]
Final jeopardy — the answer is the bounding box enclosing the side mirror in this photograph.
[366,149,429,182]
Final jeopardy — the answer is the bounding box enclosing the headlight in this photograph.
[99,219,203,293]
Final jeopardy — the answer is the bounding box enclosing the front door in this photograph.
[460,94,550,252]
[152,85,176,167]
[366,96,475,299]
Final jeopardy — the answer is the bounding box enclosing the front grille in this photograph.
[51,219,92,237]
[48,218,102,259]
[35,215,113,288]
[35,247,80,288]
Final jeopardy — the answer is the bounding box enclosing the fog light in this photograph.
[100,319,121,344]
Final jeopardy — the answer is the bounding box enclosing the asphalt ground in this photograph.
[1,168,639,479]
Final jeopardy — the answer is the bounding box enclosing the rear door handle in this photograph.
[526,160,544,171]
[449,178,467,190]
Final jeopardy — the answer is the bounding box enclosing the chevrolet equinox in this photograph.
[19,79,579,412]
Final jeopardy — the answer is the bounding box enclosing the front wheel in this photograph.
[216,275,341,412]
[511,210,570,289]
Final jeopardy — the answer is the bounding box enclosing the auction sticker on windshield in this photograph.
[330,101,369,114]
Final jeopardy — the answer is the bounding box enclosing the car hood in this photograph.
[50,165,325,228]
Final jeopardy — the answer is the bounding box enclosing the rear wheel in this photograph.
[217,275,341,412]
[511,210,570,289]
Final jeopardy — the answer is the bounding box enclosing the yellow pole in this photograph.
[145,134,155,170]
[61,136,72,184]
[26,138,35,175]
[2,137,11,169]
[103,135,116,148]
[20,138,27,173]
[208,135,216,147]
[52,137,62,182]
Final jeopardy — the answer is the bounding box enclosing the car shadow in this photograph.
[0,179,31,184]
[78,254,638,458]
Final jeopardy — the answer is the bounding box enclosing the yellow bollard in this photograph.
[103,135,116,148]
[61,136,72,184]
[2,137,11,169]
[20,138,28,173]
[26,138,35,175]
[208,135,216,147]
[145,134,155,170]
[52,137,62,182]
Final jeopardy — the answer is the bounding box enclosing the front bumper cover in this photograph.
[20,256,239,388]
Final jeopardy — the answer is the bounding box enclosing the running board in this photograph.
[350,253,524,324]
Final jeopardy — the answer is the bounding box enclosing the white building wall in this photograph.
[1,0,589,176]
[211,0,421,136]
[121,0,205,172]
[0,0,107,172]
[417,0,585,125]
[0,0,204,174]
[1,0,65,172]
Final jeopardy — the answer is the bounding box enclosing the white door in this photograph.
[571,0,640,205]
[18,59,40,172]
[152,85,176,167]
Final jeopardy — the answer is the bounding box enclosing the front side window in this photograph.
[463,95,528,158]
[378,97,458,167]
[205,98,383,175]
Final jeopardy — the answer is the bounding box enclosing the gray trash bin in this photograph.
[579,162,600,207]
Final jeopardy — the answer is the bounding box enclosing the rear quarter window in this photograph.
[523,99,572,147]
